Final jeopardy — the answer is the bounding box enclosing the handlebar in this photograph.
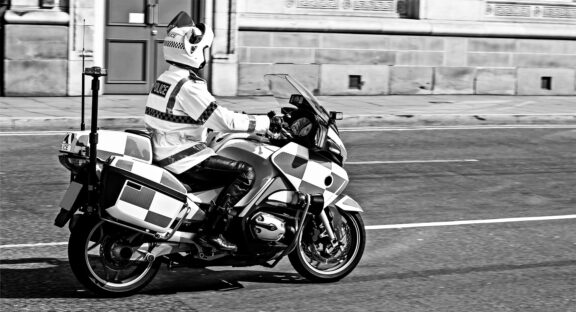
[266,111,292,141]
[279,125,293,139]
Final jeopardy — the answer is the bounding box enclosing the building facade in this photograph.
[2,0,576,96]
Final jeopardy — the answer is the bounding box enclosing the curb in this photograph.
[1,114,575,132]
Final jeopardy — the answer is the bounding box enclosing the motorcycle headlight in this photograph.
[327,138,341,156]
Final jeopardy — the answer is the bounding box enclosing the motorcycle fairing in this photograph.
[271,142,349,207]
[211,134,279,207]
[265,190,300,205]
[333,194,363,212]
[238,177,291,217]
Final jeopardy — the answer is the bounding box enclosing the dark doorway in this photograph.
[104,0,203,94]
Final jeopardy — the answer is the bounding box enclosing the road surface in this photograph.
[1,126,575,311]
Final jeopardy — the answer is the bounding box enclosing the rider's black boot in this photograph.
[198,233,237,252]
[197,200,238,252]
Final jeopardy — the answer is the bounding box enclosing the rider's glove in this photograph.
[268,111,284,133]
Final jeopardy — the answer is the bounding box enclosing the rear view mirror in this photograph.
[289,94,305,105]
[330,111,343,120]
[281,106,296,115]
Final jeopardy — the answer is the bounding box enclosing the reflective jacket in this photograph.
[145,66,270,174]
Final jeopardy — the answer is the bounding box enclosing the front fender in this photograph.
[333,195,363,213]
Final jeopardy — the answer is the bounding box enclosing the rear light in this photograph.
[58,154,88,174]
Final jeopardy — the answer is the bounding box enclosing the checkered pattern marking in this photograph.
[111,157,187,194]
[115,181,182,228]
[197,102,218,124]
[271,142,349,206]
[163,40,185,50]
[107,157,191,231]
[145,104,218,125]
[146,107,196,124]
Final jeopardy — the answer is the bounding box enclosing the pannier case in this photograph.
[101,156,194,233]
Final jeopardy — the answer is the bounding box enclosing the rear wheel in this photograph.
[288,209,365,282]
[68,216,161,297]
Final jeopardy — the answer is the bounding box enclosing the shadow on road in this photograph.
[0,257,85,298]
[0,257,305,298]
[3,257,576,298]
[348,259,576,284]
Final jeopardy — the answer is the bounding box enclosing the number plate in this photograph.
[61,143,72,152]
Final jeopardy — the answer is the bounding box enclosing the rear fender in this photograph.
[69,213,83,232]
[333,195,363,213]
[54,181,86,228]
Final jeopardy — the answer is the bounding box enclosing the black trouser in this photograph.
[176,155,255,232]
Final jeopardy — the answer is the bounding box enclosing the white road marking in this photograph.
[340,125,576,132]
[365,215,576,230]
[2,214,575,249]
[346,159,478,165]
[0,242,68,249]
[0,131,70,136]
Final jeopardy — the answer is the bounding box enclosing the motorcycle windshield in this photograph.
[265,74,331,124]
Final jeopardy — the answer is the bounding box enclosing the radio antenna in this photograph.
[80,18,86,130]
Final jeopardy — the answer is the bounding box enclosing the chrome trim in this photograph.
[319,209,337,242]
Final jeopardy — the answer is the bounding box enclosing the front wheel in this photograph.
[288,209,365,283]
[68,216,161,297]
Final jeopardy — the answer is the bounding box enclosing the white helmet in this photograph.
[163,12,214,69]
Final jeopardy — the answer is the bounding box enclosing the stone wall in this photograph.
[237,31,576,95]
[67,0,96,96]
[232,0,576,96]
[3,0,70,96]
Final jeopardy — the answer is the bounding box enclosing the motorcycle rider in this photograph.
[145,12,276,252]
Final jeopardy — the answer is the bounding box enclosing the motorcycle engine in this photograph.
[250,212,286,242]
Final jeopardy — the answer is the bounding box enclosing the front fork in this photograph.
[318,208,345,251]
[319,210,337,241]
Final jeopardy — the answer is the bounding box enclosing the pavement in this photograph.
[0,94,575,131]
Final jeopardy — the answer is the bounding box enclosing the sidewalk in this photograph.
[0,94,575,131]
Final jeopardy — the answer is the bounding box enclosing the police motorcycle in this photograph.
[55,72,365,296]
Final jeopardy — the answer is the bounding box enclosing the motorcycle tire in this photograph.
[68,216,161,297]
[288,209,365,283]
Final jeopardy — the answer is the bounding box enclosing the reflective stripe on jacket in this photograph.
[144,66,270,174]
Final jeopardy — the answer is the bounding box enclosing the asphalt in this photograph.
[0,94,575,131]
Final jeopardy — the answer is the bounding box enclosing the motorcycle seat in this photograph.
[125,129,151,140]
[124,129,226,194]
